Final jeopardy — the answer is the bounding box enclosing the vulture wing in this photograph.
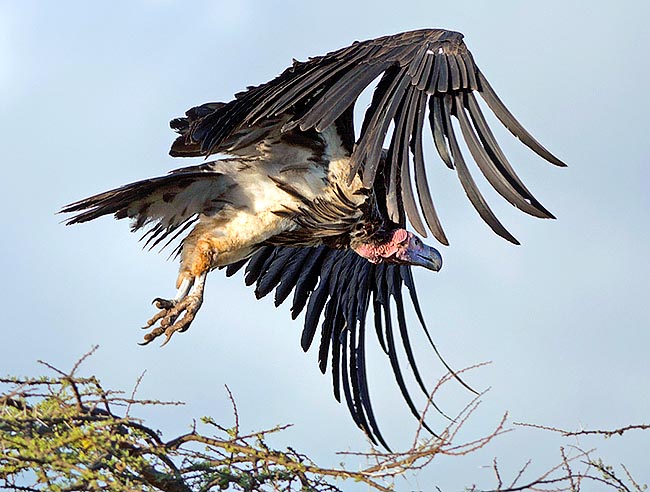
[175,28,565,245]
[225,245,459,448]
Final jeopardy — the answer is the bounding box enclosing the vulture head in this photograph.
[352,228,442,272]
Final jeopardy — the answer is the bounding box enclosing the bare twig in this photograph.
[513,421,650,438]
[126,370,147,417]
[224,384,239,436]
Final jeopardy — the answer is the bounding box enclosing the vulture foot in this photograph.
[140,273,206,346]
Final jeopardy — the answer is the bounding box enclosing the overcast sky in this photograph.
[1,1,649,490]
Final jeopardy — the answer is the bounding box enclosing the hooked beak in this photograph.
[414,245,443,272]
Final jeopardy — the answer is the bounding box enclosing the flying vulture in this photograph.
[62,29,565,447]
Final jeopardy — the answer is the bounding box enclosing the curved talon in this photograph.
[153,297,176,310]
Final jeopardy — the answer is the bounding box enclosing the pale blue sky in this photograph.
[1,1,649,489]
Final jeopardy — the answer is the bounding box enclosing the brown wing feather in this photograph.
[61,168,235,251]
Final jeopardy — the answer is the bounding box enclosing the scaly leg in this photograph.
[141,271,207,346]
[140,227,248,346]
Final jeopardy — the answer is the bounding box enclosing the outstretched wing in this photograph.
[225,245,464,448]
[175,28,565,245]
[61,117,338,253]
[60,167,233,252]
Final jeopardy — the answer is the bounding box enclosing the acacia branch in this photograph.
[2,350,647,492]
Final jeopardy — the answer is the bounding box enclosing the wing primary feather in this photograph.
[347,310,370,441]
[301,63,389,132]
[408,44,429,79]
[373,297,388,354]
[385,145,402,224]
[429,96,454,169]
[357,69,411,186]
[225,258,248,277]
[340,331,377,444]
[400,266,477,398]
[395,268,453,418]
[358,67,396,138]
[383,269,435,434]
[354,260,372,322]
[385,92,405,224]
[244,246,275,286]
[350,67,398,182]
[318,255,350,366]
[372,265,389,354]
[301,254,337,351]
[331,325,342,402]
[454,94,551,218]
[341,261,358,332]
[406,45,427,85]
[198,95,262,154]
[456,53,469,89]
[442,95,520,244]
[391,271,445,431]
[302,287,328,352]
[158,218,198,253]
[273,248,313,306]
[318,298,337,374]
[436,54,449,93]
[290,246,329,318]
[425,51,443,95]
[339,332,361,427]
[461,51,478,90]
[411,91,449,244]
[263,58,352,118]
[355,312,391,450]
[447,54,461,91]
[465,92,555,218]
[255,248,296,298]
[414,49,435,91]
[477,70,566,167]
[282,53,368,122]
[140,223,166,249]
[364,70,411,185]
[396,87,428,236]
[257,247,286,288]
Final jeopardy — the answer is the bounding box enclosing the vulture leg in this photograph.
[141,271,207,346]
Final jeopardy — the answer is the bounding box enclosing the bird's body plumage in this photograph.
[62,28,565,447]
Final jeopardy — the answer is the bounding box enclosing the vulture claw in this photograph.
[140,273,206,346]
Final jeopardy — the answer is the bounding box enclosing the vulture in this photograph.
[61,29,565,447]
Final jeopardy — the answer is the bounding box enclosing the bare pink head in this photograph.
[353,228,442,271]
